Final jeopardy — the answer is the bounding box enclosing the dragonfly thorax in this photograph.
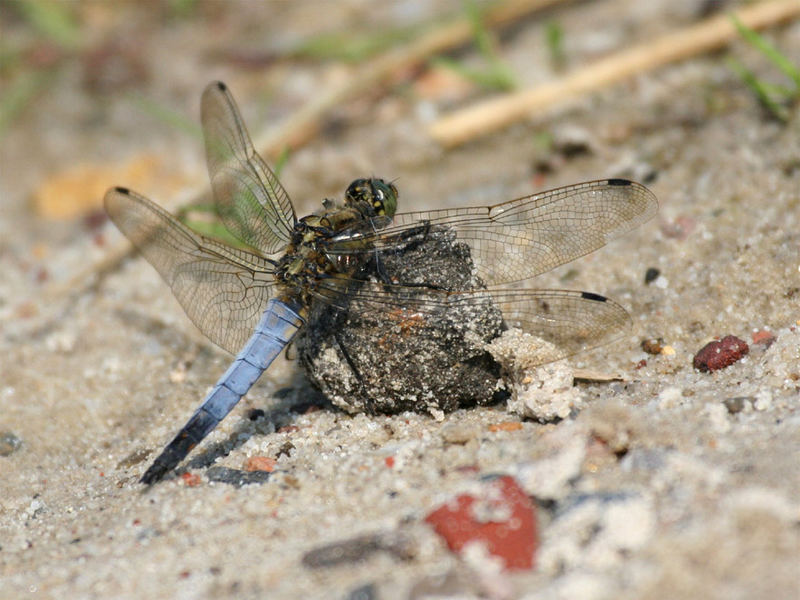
[274,183,395,305]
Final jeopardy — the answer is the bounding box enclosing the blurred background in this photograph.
[1,1,799,598]
[1,0,797,297]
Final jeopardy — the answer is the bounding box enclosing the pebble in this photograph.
[0,432,22,456]
[302,531,414,568]
[205,466,272,487]
[424,475,538,571]
[644,267,660,284]
[693,335,749,372]
[641,338,664,355]
[722,396,752,414]
[754,390,773,411]
[751,329,776,347]
[440,421,480,445]
[244,456,277,472]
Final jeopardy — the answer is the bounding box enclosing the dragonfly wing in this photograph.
[104,186,277,355]
[201,81,296,254]
[486,289,630,362]
[314,282,629,366]
[327,179,657,287]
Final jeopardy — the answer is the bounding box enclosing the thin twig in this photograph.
[251,0,569,156]
[429,0,800,147]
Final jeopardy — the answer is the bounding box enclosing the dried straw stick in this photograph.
[430,0,800,148]
[253,0,568,156]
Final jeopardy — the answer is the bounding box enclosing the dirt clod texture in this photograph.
[298,225,505,415]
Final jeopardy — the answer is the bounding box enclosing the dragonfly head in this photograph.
[344,178,398,219]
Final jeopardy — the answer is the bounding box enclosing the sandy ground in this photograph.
[1,1,799,598]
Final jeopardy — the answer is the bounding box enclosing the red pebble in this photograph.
[424,475,538,570]
[245,456,277,472]
[660,215,696,240]
[181,472,202,487]
[751,329,776,347]
[693,335,749,372]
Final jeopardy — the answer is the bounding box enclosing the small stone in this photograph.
[302,531,414,568]
[180,472,202,487]
[552,124,595,157]
[722,396,752,414]
[247,408,266,421]
[168,367,187,383]
[440,421,480,445]
[488,421,523,432]
[45,330,77,353]
[751,329,776,347]
[660,215,695,240]
[584,400,638,455]
[640,338,664,355]
[754,390,773,411]
[425,475,538,571]
[205,466,272,487]
[693,335,749,372]
[244,456,277,472]
[644,267,660,284]
[0,432,22,456]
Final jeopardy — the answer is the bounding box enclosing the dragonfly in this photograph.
[105,81,657,484]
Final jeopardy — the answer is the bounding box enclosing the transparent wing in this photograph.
[488,288,631,360]
[201,81,296,254]
[326,179,658,286]
[314,281,630,365]
[104,187,278,354]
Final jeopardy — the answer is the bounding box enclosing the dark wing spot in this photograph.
[581,291,607,302]
[606,178,632,186]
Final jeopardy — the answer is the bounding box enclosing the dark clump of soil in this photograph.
[296,225,506,415]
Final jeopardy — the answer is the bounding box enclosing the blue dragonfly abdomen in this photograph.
[139,299,304,484]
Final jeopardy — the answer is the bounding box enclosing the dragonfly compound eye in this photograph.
[369,179,398,218]
[344,179,369,205]
[344,178,398,218]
